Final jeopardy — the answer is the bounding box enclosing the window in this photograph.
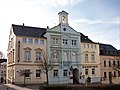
[22,38,27,43]
[114,71,116,77]
[91,54,95,62]
[104,60,106,67]
[36,52,41,60]
[63,70,68,77]
[64,52,68,61]
[25,70,30,77]
[34,39,38,44]
[117,61,119,68]
[85,68,88,75]
[113,61,115,67]
[118,71,120,77]
[104,72,107,78]
[84,44,86,48]
[109,61,111,67]
[72,40,77,46]
[92,68,95,75]
[25,51,30,60]
[87,44,89,48]
[52,38,58,45]
[36,70,41,77]
[85,54,88,62]
[53,70,58,77]
[63,28,66,31]
[63,39,68,45]
[72,52,76,60]
[91,45,93,48]
[40,40,44,45]
[94,45,96,48]
[53,52,58,61]
[28,38,33,43]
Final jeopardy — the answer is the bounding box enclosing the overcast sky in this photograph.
[0,0,120,57]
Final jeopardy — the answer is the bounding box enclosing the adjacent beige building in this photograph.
[7,24,47,84]
[80,33,101,83]
[100,44,120,84]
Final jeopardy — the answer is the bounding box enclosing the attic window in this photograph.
[63,28,66,31]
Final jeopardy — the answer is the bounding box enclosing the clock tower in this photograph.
[58,10,69,24]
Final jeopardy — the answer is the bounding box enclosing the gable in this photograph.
[48,24,79,35]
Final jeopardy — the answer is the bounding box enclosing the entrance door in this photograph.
[73,68,79,84]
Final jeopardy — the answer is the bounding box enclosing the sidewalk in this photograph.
[3,84,39,90]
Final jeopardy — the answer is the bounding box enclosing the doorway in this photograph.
[73,68,79,84]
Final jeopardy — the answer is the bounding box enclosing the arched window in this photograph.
[72,52,76,61]
[64,51,68,61]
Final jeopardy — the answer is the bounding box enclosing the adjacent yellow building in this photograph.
[7,24,47,84]
[80,33,101,83]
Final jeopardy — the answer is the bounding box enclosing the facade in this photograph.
[0,59,7,83]
[46,11,81,84]
[80,33,101,83]
[7,24,47,84]
[100,44,120,84]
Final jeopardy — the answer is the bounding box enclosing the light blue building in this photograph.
[45,11,82,84]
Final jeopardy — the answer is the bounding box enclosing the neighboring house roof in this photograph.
[100,44,117,51]
[80,33,94,43]
[99,43,120,56]
[0,59,7,63]
[12,24,47,38]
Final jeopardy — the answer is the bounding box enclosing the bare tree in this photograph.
[18,70,32,86]
[38,49,53,85]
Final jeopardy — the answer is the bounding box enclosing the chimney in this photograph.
[47,26,49,29]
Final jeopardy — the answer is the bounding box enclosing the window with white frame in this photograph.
[63,39,68,45]
[53,70,58,77]
[28,38,33,44]
[85,68,88,75]
[85,54,88,62]
[40,40,44,45]
[64,52,68,61]
[52,38,58,45]
[36,70,41,77]
[63,69,68,77]
[72,52,76,61]
[104,72,107,78]
[72,40,77,46]
[22,38,27,43]
[92,68,95,75]
[34,39,38,44]
[25,51,30,60]
[25,69,30,77]
[53,52,58,61]
[36,52,41,60]
[91,54,95,62]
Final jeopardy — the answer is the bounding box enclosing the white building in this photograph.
[46,11,81,84]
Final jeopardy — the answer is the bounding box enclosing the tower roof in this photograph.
[58,10,68,15]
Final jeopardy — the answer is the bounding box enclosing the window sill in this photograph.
[23,61,32,62]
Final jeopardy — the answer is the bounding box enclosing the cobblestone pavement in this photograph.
[0,84,39,90]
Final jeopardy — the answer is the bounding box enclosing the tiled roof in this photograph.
[12,24,47,38]
[99,43,120,56]
[80,33,94,43]
[100,44,117,51]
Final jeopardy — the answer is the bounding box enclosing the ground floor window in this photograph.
[25,70,30,77]
[36,70,41,77]
[85,68,88,75]
[53,70,58,77]
[63,69,68,77]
